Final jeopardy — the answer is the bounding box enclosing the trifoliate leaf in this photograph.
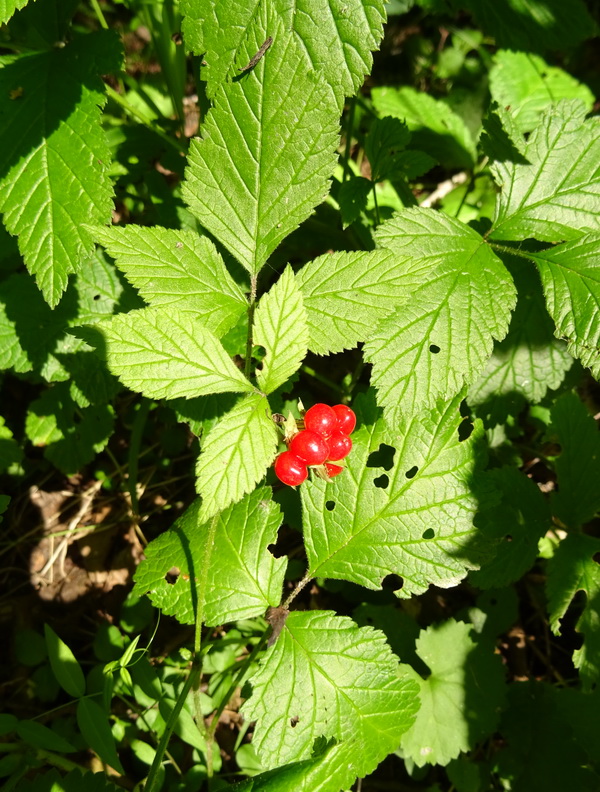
[296,248,420,355]
[90,226,247,337]
[181,0,386,108]
[529,234,600,377]
[371,86,476,169]
[366,209,516,423]
[456,0,595,53]
[469,468,551,589]
[490,101,600,243]
[182,10,339,276]
[80,305,254,401]
[468,260,573,426]
[254,267,308,394]
[399,620,506,767]
[547,533,600,691]
[242,611,420,771]
[301,390,496,597]
[337,176,372,228]
[0,32,120,306]
[490,50,594,134]
[496,682,597,792]
[549,392,600,529]
[133,489,286,626]
[25,383,114,475]
[195,393,278,521]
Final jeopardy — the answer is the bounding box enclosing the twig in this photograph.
[420,171,468,208]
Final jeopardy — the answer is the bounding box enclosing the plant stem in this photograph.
[487,241,536,261]
[301,364,340,396]
[282,573,311,609]
[342,97,357,182]
[244,275,259,379]
[104,84,186,154]
[372,182,381,226]
[144,513,220,791]
[90,0,109,29]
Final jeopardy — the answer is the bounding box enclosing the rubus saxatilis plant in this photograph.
[1,0,600,789]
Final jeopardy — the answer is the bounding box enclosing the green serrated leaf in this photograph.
[196,393,278,521]
[468,259,573,425]
[371,86,476,169]
[0,0,29,25]
[528,234,600,377]
[25,383,114,475]
[182,10,339,275]
[170,392,240,437]
[181,0,386,108]
[400,620,506,767]
[82,305,253,401]
[490,50,594,134]
[243,611,420,772]
[302,390,495,597]
[133,489,286,626]
[365,116,411,182]
[0,415,22,473]
[0,32,121,306]
[479,103,528,166]
[254,267,308,394]
[547,533,600,691]
[90,226,247,337]
[296,248,418,355]
[549,392,600,529]
[337,176,373,228]
[366,209,516,423]
[490,100,600,244]
[469,467,551,589]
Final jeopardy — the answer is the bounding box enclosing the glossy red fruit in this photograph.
[325,462,344,478]
[304,403,337,437]
[274,451,308,486]
[332,404,356,435]
[289,430,330,466]
[327,431,352,461]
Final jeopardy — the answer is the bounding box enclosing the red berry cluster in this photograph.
[274,403,356,486]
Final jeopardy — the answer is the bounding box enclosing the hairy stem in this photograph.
[244,274,259,379]
[487,241,536,260]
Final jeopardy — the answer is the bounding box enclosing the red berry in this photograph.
[274,451,308,486]
[289,430,330,466]
[332,404,356,435]
[325,462,344,478]
[304,403,337,437]
[327,431,352,461]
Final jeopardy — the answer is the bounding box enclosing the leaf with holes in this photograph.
[195,393,278,521]
[78,305,254,401]
[399,620,506,767]
[242,610,420,774]
[489,50,594,134]
[181,0,386,108]
[90,226,247,337]
[528,234,600,377]
[301,390,497,597]
[468,260,573,426]
[254,267,308,394]
[0,32,120,306]
[133,488,286,626]
[364,209,516,424]
[181,8,339,275]
[547,533,600,692]
[490,100,600,243]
